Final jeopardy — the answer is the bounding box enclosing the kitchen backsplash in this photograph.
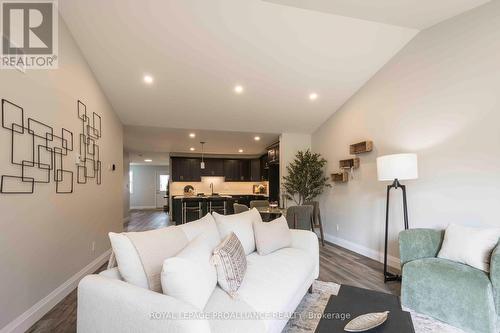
[170,177,268,196]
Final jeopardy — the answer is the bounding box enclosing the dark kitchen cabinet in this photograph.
[260,154,269,181]
[223,159,250,181]
[267,143,279,164]
[171,157,201,182]
[250,159,261,181]
[201,158,224,177]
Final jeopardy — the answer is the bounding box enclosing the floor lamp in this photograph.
[376,153,418,283]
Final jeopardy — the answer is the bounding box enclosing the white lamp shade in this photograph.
[377,153,418,181]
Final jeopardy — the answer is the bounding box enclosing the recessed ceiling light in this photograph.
[190,147,195,151]
[189,133,196,138]
[238,149,244,153]
[234,85,244,94]
[143,75,154,84]
[144,159,152,162]
[309,93,318,101]
[254,136,261,141]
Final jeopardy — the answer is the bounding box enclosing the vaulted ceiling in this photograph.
[59,0,489,153]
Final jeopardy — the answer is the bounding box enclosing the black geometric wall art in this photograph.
[1,98,75,194]
[77,100,102,186]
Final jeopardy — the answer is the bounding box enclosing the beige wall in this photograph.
[0,18,123,329]
[279,133,312,206]
[312,1,500,267]
[123,150,130,220]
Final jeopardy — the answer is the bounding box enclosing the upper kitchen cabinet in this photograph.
[201,158,224,177]
[171,157,201,181]
[267,143,279,164]
[260,154,269,181]
[223,159,250,181]
[250,159,261,181]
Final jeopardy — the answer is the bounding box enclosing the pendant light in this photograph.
[200,141,206,169]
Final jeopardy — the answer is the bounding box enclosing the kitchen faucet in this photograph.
[210,182,214,196]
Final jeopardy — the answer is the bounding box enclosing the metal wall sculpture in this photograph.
[76,100,102,186]
[1,98,74,193]
[0,98,102,194]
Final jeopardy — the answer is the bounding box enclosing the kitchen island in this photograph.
[171,194,268,224]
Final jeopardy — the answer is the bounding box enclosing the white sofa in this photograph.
[77,223,319,333]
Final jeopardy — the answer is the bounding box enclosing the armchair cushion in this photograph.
[489,246,500,314]
[402,258,497,333]
[399,229,443,266]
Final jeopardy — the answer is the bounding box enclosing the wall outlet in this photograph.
[91,241,96,255]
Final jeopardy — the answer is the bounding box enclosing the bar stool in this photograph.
[182,197,203,224]
[208,197,227,215]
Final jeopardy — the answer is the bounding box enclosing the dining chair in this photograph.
[304,201,325,246]
[233,203,249,214]
[249,200,270,209]
[285,205,314,231]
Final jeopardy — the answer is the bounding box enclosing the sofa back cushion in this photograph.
[161,234,217,310]
[438,223,500,272]
[253,216,292,255]
[178,213,220,249]
[110,226,188,292]
[213,208,262,255]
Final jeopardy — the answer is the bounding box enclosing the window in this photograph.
[129,170,133,194]
[159,175,169,192]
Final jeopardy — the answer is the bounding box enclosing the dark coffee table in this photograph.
[314,285,415,333]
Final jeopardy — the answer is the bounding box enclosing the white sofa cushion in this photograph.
[178,213,220,249]
[108,232,149,289]
[213,208,262,255]
[253,216,292,255]
[238,247,315,332]
[212,233,247,297]
[109,226,188,291]
[438,223,500,272]
[161,234,217,310]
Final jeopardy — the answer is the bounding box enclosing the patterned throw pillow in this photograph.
[211,232,247,297]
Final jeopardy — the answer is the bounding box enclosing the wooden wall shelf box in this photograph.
[331,172,348,183]
[339,157,360,169]
[350,141,373,154]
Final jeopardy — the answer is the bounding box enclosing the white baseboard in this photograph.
[0,249,111,333]
[323,233,400,270]
[130,205,157,210]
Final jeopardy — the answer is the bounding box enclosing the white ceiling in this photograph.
[59,0,488,155]
[264,0,490,30]
[124,125,279,156]
[60,0,418,135]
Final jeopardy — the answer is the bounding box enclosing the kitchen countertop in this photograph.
[173,193,268,199]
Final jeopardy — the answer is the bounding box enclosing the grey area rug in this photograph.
[283,280,465,333]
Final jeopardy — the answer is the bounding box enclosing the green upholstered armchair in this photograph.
[399,229,500,333]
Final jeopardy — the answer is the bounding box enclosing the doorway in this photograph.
[156,172,169,209]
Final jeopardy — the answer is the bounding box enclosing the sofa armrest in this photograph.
[399,229,444,267]
[489,245,500,313]
[77,275,210,333]
[290,229,319,279]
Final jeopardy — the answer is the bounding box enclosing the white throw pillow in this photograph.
[211,232,247,298]
[108,226,188,291]
[108,232,149,289]
[253,216,292,255]
[178,213,220,250]
[213,208,262,255]
[438,224,500,272]
[161,234,217,310]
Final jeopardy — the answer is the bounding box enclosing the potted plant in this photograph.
[282,150,331,205]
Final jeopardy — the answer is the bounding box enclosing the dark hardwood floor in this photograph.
[28,209,400,332]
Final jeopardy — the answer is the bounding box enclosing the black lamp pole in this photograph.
[384,178,409,283]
